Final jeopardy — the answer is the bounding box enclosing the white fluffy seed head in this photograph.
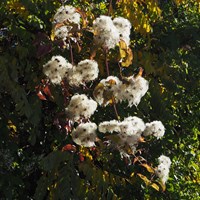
[77,59,99,82]
[67,68,83,86]
[93,15,120,49]
[93,15,113,30]
[43,55,73,84]
[113,17,131,45]
[126,76,149,107]
[67,59,99,87]
[114,76,149,107]
[71,122,97,147]
[98,120,120,133]
[155,163,170,184]
[65,94,97,121]
[143,121,165,139]
[124,116,146,134]
[98,116,145,137]
[119,121,135,135]
[53,5,80,24]
[119,134,140,146]
[94,76,122,106]
[54,26,70,40]
[156,155,171,183]
[99,116,146,154]
[53,5,81,42]
[158,155,171,168]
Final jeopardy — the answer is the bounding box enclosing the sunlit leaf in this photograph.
[119,40,133,67]
[130,172,135,177]
[93,82,104,99]
[37,91,47,100]
[7,120,17,133]
[156,180,166,191]
[150,183,160,191]
[137,173,151,185]
[140,163,155,173]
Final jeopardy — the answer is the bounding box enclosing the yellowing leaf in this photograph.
[140,163,155,173]
[8,120,17,133]
[156,180,166,191]
[79,147,93,160]
[139,136,145,143]
[119,40,133,67]
[76,8,87,28]
[119,40,127,58]
[93,80,117,106]
[130,172,135,177]
[150,183,160,191]
[6,0,29,18]
[137,173,151,185]
[50,30,55,41]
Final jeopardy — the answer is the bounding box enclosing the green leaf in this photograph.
[40,151,69,171]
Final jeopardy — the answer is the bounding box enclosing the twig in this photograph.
[118,62,123,79]
[105,48,110,76]
[68,39,74,65]
[113,101,120,120]
[107,0,113,16]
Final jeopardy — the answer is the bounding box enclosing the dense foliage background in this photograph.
[0,0,199,199]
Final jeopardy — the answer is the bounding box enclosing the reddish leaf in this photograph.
[65,124,72,133]
[62,144,76,152]
[43,85,52,97]
[36,43,52,58]
[37,91,47,100]
[79,153,85,162]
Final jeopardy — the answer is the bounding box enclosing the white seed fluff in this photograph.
[53,5,80,25]
[68,59,99,86]
[124,76,149,107]
[93,15,120,49]
[113,17,132,45]
[54,26,70,40]
[53,5,81,41]
[155,155,171,184]
[98,120,120,133]
[124,116,146,134]
[94,76,122,106]
[65,94,97,121]
[158,155,172,168]
[98,116,145,153]
[71,122,97,147]
[143,121,165,139]
[43,55,73,84]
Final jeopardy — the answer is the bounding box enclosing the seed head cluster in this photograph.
[99,116,146,153]
[71,122,97,147]
[68,59,99,86]
[53,5,81,41]
[43,55,73,84]
[44,6,171,185]
[93,15,132,49]
[94,75,149,107]
[65,94,97,121]
[156,155,171,183]
[43,56,99,85]
[143,121,165,139]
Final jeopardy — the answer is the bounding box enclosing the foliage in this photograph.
[0,0,199,199]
